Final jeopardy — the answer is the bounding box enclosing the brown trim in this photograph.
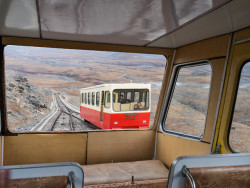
[0,37,5,135]
[35,0,42,38]
[0,39,15,135]
[2,37,173,56]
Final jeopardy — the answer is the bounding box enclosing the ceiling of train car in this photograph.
[0,0,249,48]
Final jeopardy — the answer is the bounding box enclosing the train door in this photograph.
[212,28,250,154]
[100,91,104,122]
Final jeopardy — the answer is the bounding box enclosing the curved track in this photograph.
[32,93,96,131]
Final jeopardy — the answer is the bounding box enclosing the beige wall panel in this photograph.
[4,134,87,166]
[156,133,210,168]
[174,34,230,64]
[235,27,250,42]
[202,58,226,142]
[87,130,155,164]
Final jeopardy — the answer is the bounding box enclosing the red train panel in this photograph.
[80,106,150,129]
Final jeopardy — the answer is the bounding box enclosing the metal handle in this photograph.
[68,171,75,188]
[182,166,196,188]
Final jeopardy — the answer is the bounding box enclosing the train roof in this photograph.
[1,0,249,49]
[80,83,151,90]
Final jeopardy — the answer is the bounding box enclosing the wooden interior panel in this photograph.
[174,34,230,64]
[2,37,173,56]
[4,134,87,166]
[217,41,250,153]
[87,130,155,164]
[235,27,250,42]
[156,133,210,168]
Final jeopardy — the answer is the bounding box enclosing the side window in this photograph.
[104,91,110,108]
[88,92,90,105]
[229,62,250,153]
[85,93,87,104]
[81,93,84,104]
[134,92,139,102]
[96,92,100,106]
[92,92,95,105]
[127,92,132,100]
[163,63,212,139]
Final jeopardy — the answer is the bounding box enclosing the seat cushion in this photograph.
[10,176,68,188]
[82,160,169,186]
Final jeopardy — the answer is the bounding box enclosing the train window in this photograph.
[146,91,149,107]
[113,89,150,112]
[85,93,87,104]
[88,92,90,105]
[96,92,100,106]
[229,62,250,153]
[163,63,212,139]
[81,93,84,104]
[113,91,118,103]
[134,92,140,102]
[92,92,95,105]
[105,91,110,108]
[127,92,132,100]
[4,46,165,132]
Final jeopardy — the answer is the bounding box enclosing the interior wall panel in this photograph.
[4,134,87,166]
[87,130,155,164]
[156,133,210,168]
[174,34,230,64]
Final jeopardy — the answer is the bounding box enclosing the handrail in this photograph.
[68,171,75,188]
[182,165,196,188]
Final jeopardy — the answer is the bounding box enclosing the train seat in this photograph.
[0,162,84,188]
[185,165,250,188]
[82,160,169,187]
[167,153,250,188]
[113,103,121,111]
[121,103,131,111]
[130,102,137,110]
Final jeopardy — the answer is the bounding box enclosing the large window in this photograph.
[4,45,165,132]
[229,62,250,153]
[163,63,212,139]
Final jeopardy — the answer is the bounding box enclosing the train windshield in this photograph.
[113,89,149,112]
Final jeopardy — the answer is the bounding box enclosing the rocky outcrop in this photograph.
[6,75,52,132]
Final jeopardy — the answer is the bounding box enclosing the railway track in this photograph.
[31,93,96,131]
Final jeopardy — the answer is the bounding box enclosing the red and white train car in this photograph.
[80,84,151,129]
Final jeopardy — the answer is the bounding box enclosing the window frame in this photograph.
[227,60,250,153]
[161,60,213,141]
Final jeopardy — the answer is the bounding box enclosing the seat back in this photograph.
[0,162,84,188]
[121,103,130,111]
[167,153,250,188]
[113,103,121,111]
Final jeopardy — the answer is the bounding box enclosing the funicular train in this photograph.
[80,84,151,129]
[0,0,250,187]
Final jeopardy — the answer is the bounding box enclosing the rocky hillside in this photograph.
[6,75,53,132]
